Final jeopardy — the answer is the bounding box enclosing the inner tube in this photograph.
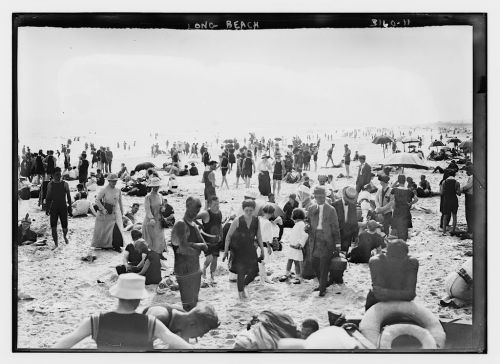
[379,324,437,349]
[359,301,446,348]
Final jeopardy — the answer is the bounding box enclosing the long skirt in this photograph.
[92,205,125,249]
[176,270,202,311]
[301,241,316,279]
[142,220,166,254]
[258,171,271,196]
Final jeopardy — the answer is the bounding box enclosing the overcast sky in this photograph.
[17,26,472,137]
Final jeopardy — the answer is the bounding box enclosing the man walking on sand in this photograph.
[45,167,72,249]
[325,144,335,167]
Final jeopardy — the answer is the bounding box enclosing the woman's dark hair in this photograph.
[242,199,256,210]
[262,203,275,215]
[291,208,306,221]
[301,319,319,333]
[80,192,88,199]
[397,174,406,184]
[131,229,142,240]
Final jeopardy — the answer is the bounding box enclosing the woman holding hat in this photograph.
[92,173,125,252]
[53,273,192,350]
[142,177,167,255]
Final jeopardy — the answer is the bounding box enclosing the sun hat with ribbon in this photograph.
[243,189,259,200]
[107,173,119,181]
[109,273,149,300]
[147,177,162,187]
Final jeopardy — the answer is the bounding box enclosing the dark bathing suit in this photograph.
[202,210,223,257]
[47,181,68,228]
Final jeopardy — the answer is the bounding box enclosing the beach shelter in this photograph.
[459,140,473,157]
[429,140,445,151]
[372,135,393,157]
[382,152,428,174]
[448,138,461,144]
[401,137,420,152]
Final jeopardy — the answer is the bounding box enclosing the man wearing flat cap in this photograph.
[356,155,372,193]
[306,186,341,297]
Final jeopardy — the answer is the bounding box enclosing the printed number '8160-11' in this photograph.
[371,19,411,27]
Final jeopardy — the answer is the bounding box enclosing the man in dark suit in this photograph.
[306,186,341,297]
[356,155,372,193]
[332,186,359,253]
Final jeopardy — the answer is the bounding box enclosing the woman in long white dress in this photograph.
[92,174,125,251]
[142,177,167,255]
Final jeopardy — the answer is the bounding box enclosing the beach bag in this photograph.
[103,202,114,215]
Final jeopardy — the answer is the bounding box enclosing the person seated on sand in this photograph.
[123,202,141,231]
[167,175,179,194]
[17,214,47,246]
[95,169,105,186]
[116,229,148,274]
[160,197,175,228]
[146,167,160,180]
[74,183,84,201]
[117,163,128,179]
[71,192,97,217]
[68,166,79,180]
[348,220,386,264]
[189,163,199,176]
[53,273,192,350]
[142,302,220,342]
[440,258,472,309]
[86,173,97,192]
[357,188,377,225]
[126,180,148,197]
[365,238,419,311]
[406,177,418,193]
[300,319,319,339]
[302,176,311,188]
[178,165,189,177]
[416,175,434,197]
[353,151,359,161]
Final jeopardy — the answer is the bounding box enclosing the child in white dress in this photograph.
[258,204,280,284]
[280,208,308,284]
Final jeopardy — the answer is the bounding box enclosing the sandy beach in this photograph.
[16,129,473,349]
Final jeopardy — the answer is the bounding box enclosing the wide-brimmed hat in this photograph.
[147,177,162,187]
[313,186,327,195]
[244,189,259,200]
[107,173,118,181]
[342,186,357,204]
[109,273,149,300]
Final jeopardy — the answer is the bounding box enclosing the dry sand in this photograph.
[16,133,473,349]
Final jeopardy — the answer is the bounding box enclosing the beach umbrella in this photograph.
[372,135,393,157]
[401,137,420,144]
[134,162,156,172]
[459,140,472,149]
[382,152,428,173]
[448,138,461,144]
[274,137,282,142]
[223,139,233,144]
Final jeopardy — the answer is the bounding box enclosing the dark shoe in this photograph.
[319,291,326,297]
[313,286,320,292]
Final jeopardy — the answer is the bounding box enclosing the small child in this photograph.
[348,220,386,263]
[280,208,308,284]
[116,229,148,274]
[95,169,105,186]
[258,204,280,284]
[300,319,319,339]
[74,183,84,201]
[160,198,175,228]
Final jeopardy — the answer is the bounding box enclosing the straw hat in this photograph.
[107,173,118,181]
[244,189,258,200]
[342,186,357,204]
[147,177,162,187]
[109,273,149,300]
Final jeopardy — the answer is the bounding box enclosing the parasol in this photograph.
[429,140,445,150]
[382,152,428,173]
[223,139,234,144]
[447,138,461,144]
[459,140,472,149]
[274,137,282,142]
[372,135,393,157]
[134,162,156,172]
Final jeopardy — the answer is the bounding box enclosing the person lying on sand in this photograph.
[17,214,47,246]
[71,192,97,217]
[142,302,220,342]
[53,273,192,350]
